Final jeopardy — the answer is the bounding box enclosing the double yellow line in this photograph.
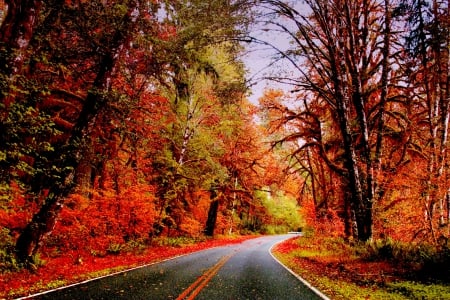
[176,253,233,300]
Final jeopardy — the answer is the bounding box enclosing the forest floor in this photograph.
[272,235,450,300]
[0,235,257,299]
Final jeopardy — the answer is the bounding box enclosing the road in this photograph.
[24,235,326,300]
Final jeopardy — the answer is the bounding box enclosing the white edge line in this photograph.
[269,236,331,300]
[14,247,215,300]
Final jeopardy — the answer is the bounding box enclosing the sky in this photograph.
[241,1,308,105]
[242,33,292,104]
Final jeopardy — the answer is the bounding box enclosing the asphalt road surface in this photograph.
[23,235,326,300]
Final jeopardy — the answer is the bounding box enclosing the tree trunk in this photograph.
[0,0,45,117]
[0,0,42,75]
[15,179,70,264]
[15,56,112,263]
[336,92,371,241]
[75,154,94,199]
[205,189,219,236]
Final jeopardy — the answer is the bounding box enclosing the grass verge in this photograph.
[272,235,450,300]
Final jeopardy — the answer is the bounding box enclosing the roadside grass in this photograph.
[0,235,257,299]
[272,235,450,300]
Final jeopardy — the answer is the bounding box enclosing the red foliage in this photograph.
[0,183,39,236]
[274,236,300,254]
[301,197,345,238]
[48,184,158,254]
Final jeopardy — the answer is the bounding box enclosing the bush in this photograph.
[420,243,450,281]
[152,236,206,247]
[107,243,122,255]
[262,224,290,235]
[0,228,20,273]
[358,237,450,282]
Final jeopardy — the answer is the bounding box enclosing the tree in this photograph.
[2,0,163,264]
[147,0,254,237]
[258,0,400,241]
[398,0,450,242]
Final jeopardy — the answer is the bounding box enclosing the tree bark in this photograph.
[0,0,42,75]
[205,188,219,236]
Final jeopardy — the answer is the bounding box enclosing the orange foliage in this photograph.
[300,197,345,238]
[0,183,39,236]
[48,183,157,254]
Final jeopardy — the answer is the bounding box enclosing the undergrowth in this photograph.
[357,237,450,282]
[272,235,450,300]
[0,228,20,273]
[151,236,208,247]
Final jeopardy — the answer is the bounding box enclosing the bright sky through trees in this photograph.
[243,1,309,103]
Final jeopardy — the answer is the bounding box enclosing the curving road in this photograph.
[23,235,326,300]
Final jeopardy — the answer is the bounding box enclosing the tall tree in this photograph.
[258,0,399,241]
[399,0,450,242]
[3,0,162,264]
[148,0,253,236]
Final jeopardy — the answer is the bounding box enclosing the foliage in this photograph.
[258,0,450,245]
[358,238,450,281]
[257,189,304,234]
[0,227,19,273]
[152,236,207,248]
[0,1,449,297]
[386,281,450,300]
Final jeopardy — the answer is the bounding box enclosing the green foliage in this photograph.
[0,101,60,190]
[121,239,148,253]
[44,279,67,290]
[299,226,315,238]
[386,281,450,299]
[257,189,304,233]
[107,243,123,255]
[273,235,450,300]
[30,253,46,269]
[152,236,207,248]
[358,238,450,280]
[0,228,20,273]
[312,276,410,300]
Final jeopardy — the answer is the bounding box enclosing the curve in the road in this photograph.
[269,237,330,300]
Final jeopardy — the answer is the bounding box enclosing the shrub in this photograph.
[152,236,206,247]
[107,243,122,255]
[0,228,20,273]
[358,237,450,282]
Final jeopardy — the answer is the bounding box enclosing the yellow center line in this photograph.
[176,253,233,300]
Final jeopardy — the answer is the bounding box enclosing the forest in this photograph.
[0,0,449,283]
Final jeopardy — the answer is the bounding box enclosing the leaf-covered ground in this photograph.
[272,235,450,300]
[1,235,257,299]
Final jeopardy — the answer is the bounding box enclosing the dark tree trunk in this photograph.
[0,0,45,121]
[75,155,94,199]
[204,189,219,236]
[15,182,69,264]
[0,0,42,75]
[343,191,353,239]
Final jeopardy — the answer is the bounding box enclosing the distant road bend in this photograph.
[23,235,328,300]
